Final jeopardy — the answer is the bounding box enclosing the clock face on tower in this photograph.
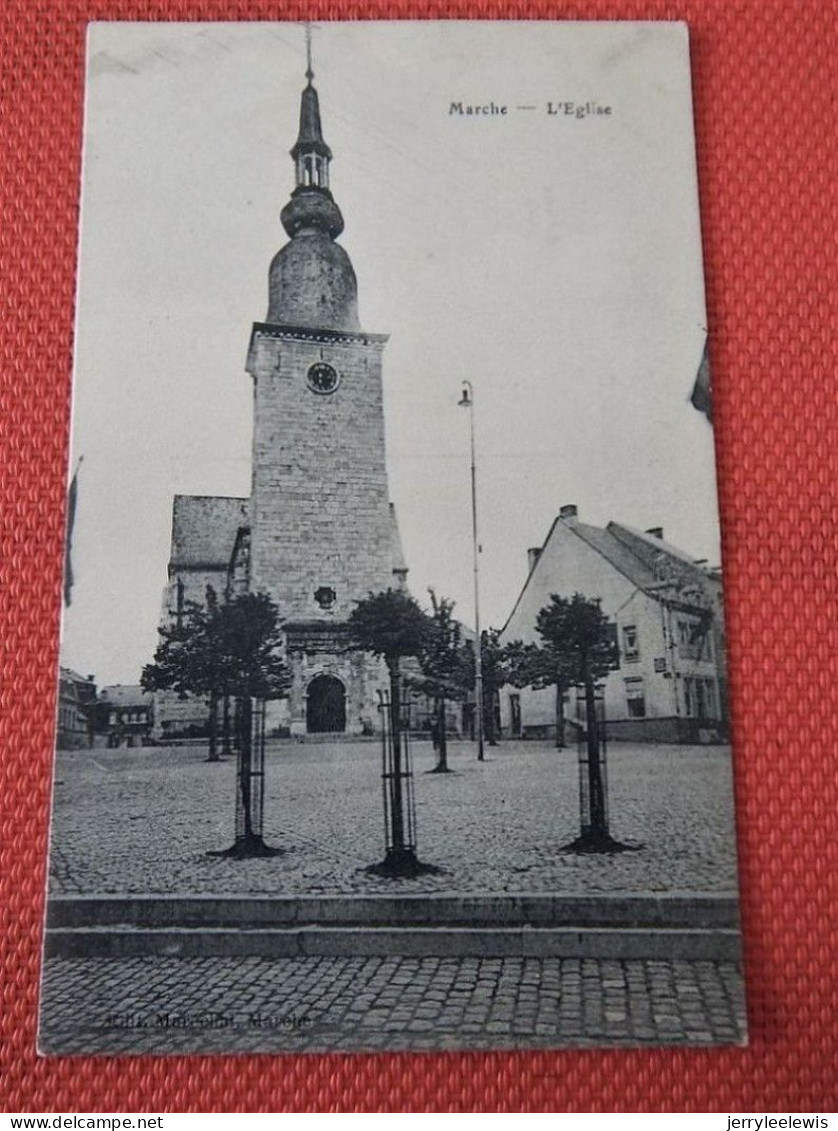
[306,362,340,395]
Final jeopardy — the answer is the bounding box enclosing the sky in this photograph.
[62,20,721,686]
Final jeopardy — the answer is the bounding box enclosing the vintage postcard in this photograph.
[40,20,746,1054]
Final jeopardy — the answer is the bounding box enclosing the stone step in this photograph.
[271,733,378,745]
[47,892,739,931]
[44,923,742,962]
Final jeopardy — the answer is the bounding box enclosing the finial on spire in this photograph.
[285,23,338,235]
[305,22,314,85]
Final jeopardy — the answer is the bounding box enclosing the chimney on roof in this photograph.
[645,526,664,540]
[86,674,95,683]
[559,504,578,523]
[527,547,542,573]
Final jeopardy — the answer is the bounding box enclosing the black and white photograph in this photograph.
[40,20,746,1054]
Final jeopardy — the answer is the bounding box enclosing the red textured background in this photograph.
[1,0,836,1114]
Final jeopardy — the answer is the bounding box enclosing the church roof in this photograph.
[270,58,359,330]
[169,495,249,570]
[291,82,332,160]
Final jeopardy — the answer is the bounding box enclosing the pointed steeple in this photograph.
[268,32,359,331]
[291,34,332,168]
[291,80,332,165]
[280,34,343,240]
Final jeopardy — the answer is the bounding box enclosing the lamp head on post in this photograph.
[458,381,473,409]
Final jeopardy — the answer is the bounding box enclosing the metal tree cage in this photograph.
[576,682,610,840]
[231,696,271,854]
[377,688,418,861]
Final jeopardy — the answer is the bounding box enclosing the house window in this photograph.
[684,677,695,717]
[622,624,639,662]
[678,618,704,660]
[703,679,717,719]
[696,679,707,717]
[625,679,645,718]
[509,693,521,738]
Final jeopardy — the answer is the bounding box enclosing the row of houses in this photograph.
[57,672,153,750]
[62,503,728,749]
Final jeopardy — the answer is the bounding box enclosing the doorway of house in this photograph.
[509,693,522,738]
[306,674,347,733]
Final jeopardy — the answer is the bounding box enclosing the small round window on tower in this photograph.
[314,586,337,609]
[307,362,339,395]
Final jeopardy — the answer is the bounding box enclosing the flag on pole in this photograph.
[690,338,712,422]
[64,456,82,607]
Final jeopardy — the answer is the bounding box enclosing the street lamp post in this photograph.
[459,381,485,762]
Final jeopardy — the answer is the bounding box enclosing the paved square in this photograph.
[42,738,745,1052]
[39,955,747,1054]
[49,738,739,896]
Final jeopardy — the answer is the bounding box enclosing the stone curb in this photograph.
[46,892,740,930]
[44,924,742,961]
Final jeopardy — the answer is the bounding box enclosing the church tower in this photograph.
[244,53,407,736]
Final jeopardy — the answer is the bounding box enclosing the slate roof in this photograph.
[60,667,95,687]
[169,495,249,570]
[99,684,152,707]
[503,513,718,631]
[607,522,720,583]
[568,522,659,591]
[291,82,332,159]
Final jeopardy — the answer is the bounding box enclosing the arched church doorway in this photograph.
[306,675,346,734]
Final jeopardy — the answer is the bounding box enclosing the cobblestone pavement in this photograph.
[49,740,739,896]
[39,955,747,1054]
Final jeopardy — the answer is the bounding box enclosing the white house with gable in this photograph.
[499,505,728,744]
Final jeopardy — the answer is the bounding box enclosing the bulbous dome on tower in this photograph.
[268,230,360,330]
[266,71,361,333]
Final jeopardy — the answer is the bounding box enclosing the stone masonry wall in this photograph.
[247,328,397,622]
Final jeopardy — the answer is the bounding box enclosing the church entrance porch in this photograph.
[286,633,387,737]
[306,674,346,734]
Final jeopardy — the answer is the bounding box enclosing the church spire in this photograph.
[290,63,332,179]
[269,30,358,329]
[280,29,343,240]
